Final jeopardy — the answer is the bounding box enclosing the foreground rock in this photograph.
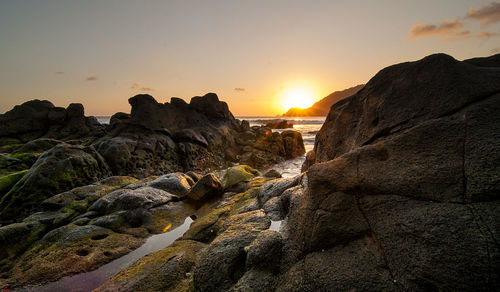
[97,168,303,292]
[0,144,111,222]
[291,53,500,291]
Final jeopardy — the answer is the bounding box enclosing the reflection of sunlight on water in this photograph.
[269,220,283,232]
[22,217,194,292]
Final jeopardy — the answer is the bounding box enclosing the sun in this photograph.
[283,87,315,110]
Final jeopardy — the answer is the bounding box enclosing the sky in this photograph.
[1,0,499,116]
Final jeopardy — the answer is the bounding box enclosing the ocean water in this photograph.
[95,116,325,177]
[240,116,325,177]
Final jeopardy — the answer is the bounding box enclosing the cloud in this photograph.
[55,71,64,75]
[408,19,464,39]
[478,30,499,39]
[130,83,154,91]
[86,76,98,81]
[443,30,499,42]
[467,2,500,24]
[234,87,245,92]
[491,47,500,54]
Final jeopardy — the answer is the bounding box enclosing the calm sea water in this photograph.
[96,116,325,176]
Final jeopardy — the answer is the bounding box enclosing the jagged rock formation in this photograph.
[0,100,105,142]
[94,93,304,178]
[0,93,305,223]
[291,53,500,291]
[282,84,364,117]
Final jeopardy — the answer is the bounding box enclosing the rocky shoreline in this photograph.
[1,52,499,291]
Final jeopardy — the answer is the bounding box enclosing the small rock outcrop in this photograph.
[0,100,105,142]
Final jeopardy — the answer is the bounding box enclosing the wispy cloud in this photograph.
[478,30,498,39]
[467,2,500,25]
[408,19,464,39]
[86,76,98,81]
[408,2,500,42]
[234,87,245,92]
[55,71,64,75]
[130,83,154,91]
[443,30,499,42]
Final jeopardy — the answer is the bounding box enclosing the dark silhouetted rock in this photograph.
[281,130,306,159]
[285,53,500,291]
[0,100,106,143]
[264,119,293,129]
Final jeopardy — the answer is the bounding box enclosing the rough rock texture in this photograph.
[0,176,138,285]
[309,53,500,165]
[0,93,305,223]
[93,93,304,177]
[289,53,500,291]
[0,144,111,222]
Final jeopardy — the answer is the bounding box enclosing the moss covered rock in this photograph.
[96,240,206,292]
[6,224,143,287]
[0,144,111,222]
[0,170,28,195]
[222,165,261,189]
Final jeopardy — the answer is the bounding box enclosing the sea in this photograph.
[95,116,325,177]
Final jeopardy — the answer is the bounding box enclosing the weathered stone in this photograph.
[263,168,281,178]
[258,175,302,206]
[193,210,269,291]
[230,269,277,292]
[281,130,306,159]
[222,165,261,189]
[245,230,283,272]
[96,240,206,292]
[148,172,192,197]
[0,144,111,222]
[187,173,223,201]
[277,237,397,292]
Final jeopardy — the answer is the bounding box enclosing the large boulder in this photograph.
[286,53,500,291]
[309,53,500,165]
[0,144,111,222]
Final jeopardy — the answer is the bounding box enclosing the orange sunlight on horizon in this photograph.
[281,84,318,111]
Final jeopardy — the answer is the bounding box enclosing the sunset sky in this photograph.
[1,0,499,116]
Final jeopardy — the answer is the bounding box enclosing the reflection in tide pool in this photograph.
[269,220,283,232]
[20,217,194,292]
